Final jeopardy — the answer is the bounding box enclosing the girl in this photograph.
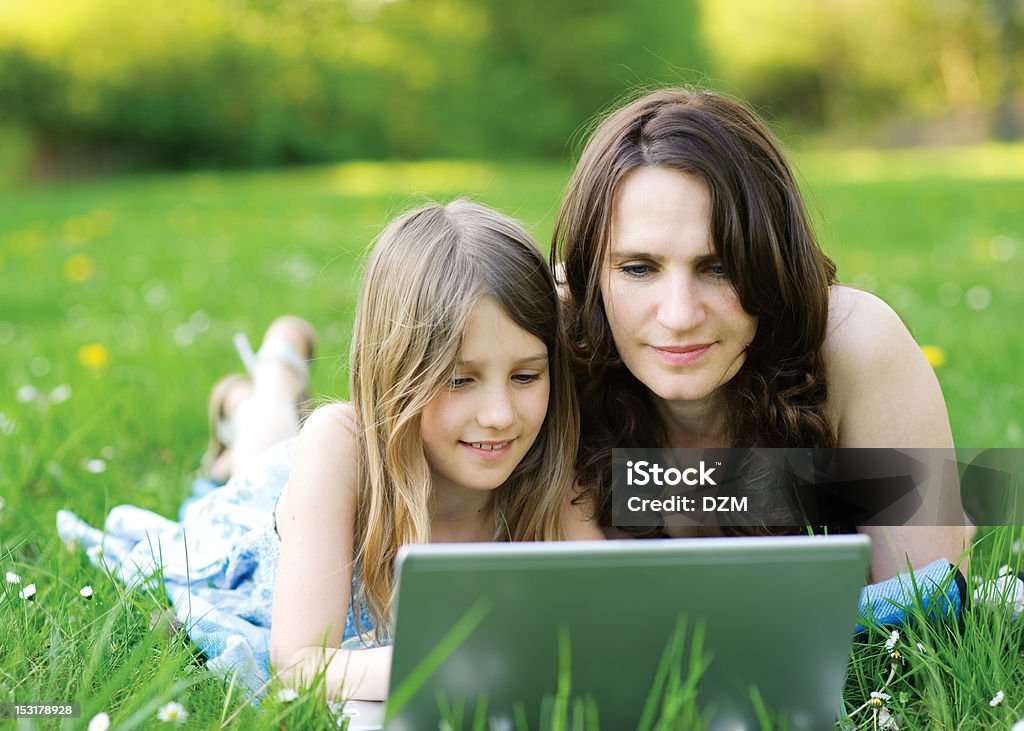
[58,199,600,700]
[271,199,600,699]
[550,88,972,584]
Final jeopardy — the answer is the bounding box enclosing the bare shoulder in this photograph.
[824,285,910,357]
[292,402,359,473]
[823,285,952,447]
[276,402,360,538]
[306,401,357,432]
[823,285,917,403]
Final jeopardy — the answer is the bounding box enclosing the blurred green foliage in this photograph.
[1,0,1020,171]
[0,0,705,168]
[699,0,1021,137]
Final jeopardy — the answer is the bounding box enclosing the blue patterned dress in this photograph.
[57,437,378,696]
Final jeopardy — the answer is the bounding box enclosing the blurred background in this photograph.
[0,0,1022,522]
[0,0,1021,177]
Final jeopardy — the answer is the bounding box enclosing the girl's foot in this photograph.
[200,316,318,482]
[250,315,317,405]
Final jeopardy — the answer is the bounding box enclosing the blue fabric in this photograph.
[856,558,962,633]
[56,437,379,697]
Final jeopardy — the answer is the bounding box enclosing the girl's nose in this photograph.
[476,387,516,430]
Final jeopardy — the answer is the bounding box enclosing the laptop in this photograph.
[339,535,871,730]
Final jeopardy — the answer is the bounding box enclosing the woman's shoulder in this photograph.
[822,285,951,447]
[823,285,918,378]
[825,285,907,348]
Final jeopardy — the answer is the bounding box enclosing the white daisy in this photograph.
[80,585,94,599]
[87,711,111,731]
[991,690,1005,707]
[19,583,36,600]
[974,576,1024,620]
[878,706,900,730]
[275,687,299,703]
[84,459,107,474]
[5,571,21,584]
[156,701,188,723]
[1010,720,1024,731]
[884,630,899,652]
[870,691,891,708]
[16,385,38,403]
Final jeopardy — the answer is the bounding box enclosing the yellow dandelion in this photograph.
[78,344,109,369]
[63,255,95,283]
[921,345,946,368]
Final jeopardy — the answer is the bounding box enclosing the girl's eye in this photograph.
[449,377,472,389]
[619,263,652,278]
[512,373,542,385]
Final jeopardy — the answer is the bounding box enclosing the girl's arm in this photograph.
[824,286,972,581]
[270,404,392,700]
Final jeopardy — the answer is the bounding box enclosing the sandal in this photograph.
[235,315,317,411]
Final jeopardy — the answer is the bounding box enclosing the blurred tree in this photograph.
[699,0,1017,141]
[0,0,707,168]
[990,0,1022,140]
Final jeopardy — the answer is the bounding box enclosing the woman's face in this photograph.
[600,166,757,405]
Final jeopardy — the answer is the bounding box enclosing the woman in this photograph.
[551,88,970,582]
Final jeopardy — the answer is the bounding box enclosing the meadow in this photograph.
[1,148,1023,728]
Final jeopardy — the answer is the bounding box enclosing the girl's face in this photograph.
[600,166,758,405]
[420,297,550,496]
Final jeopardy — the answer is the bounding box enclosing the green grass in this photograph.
[1,149,1023,728]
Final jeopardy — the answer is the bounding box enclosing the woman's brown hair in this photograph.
[551,88,838,530]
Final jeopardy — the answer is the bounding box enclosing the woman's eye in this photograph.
[619,264,652,278]
[706,263,728,279]
[512,373,542,385]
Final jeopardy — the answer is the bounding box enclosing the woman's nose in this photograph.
[655,275,706,332]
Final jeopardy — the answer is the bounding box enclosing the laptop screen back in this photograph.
[385,535,870,730]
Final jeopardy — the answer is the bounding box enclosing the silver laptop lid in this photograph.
[385,535,871,730]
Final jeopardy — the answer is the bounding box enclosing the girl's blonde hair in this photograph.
[350,199,579,639]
